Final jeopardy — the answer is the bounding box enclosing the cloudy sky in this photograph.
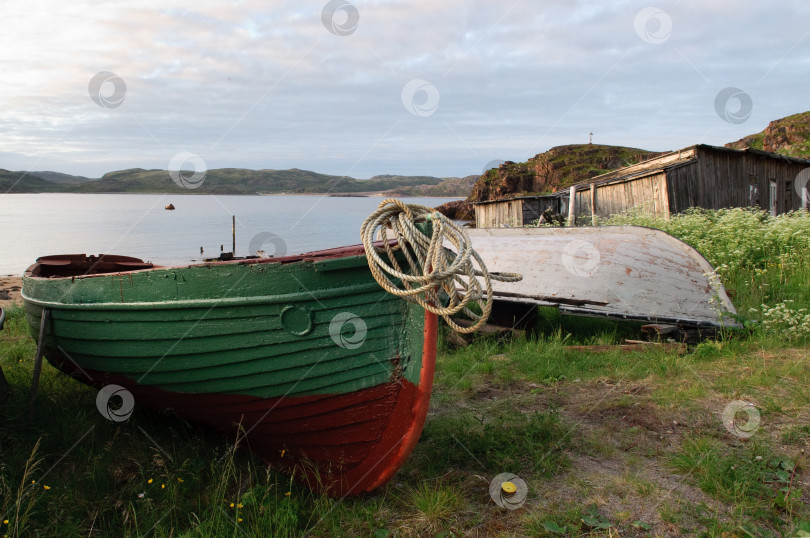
[1,0,808,179]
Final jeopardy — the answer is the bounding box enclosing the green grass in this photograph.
[2,209,810,536]
[414,409,570,478]
[395,481,467,535]
[1,300,809,536]
[669,437,804,532]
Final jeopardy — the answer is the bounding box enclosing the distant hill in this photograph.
[29,168,451,195]
[0,169,64,193]
[726,111,810,158]
[2,166,469,196]
[28,171,98,184]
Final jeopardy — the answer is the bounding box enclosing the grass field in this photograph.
[1,208,809,537]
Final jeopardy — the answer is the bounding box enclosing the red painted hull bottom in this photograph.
[47,312,438,496]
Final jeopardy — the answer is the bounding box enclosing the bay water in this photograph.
[0,193,459,275]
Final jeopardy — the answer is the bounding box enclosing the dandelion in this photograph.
[230,502,235,508]
[237,503,243,509]
[43,485,50,490]
[148,478,153,484]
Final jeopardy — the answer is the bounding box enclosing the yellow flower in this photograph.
[2,520,7,524]
[230,502,234,508]
[285,492,291,496]
[177,478,184,483]
[237,503,243,509]
[43,485,50,490]
[161,484,165,489]
[31,480,35,484]
[237,518,243,523]
[148,478,153,484]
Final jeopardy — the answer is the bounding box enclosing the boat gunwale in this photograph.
[21,241,398,281]
[20,241,407,309]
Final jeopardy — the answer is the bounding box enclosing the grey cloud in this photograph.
[1,0,808,178]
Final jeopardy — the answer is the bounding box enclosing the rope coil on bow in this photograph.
[360,199,522,334]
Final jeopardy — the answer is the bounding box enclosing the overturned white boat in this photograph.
[464,226,737,329]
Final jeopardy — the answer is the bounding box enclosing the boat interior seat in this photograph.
[32,254,154,278]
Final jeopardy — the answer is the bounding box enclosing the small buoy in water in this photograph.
[165,204,175,210]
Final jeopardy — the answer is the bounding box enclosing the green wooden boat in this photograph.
[22,247,438,496]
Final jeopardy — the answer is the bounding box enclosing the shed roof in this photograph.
[570,143,810,190]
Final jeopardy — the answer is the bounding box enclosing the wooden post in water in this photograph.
[232,216,236,256]
[567,186,577,227]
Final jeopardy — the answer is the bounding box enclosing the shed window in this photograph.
[769,180,777,216]
[748,176,759,208]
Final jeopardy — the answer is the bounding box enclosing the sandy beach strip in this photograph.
[0,276,22,308]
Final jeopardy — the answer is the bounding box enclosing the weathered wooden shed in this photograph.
[473,144,810,227]
[569,144,810,223]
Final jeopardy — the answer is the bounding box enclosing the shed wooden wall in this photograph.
[668,147,809,215]
[665,162,701,213]
[474,199,524,228]
[573,172,670,223]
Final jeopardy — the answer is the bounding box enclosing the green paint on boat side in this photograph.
[22,254,426,399]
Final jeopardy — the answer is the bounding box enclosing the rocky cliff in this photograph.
[436,144,662,219]
[725,111,810,158]
[468,144,663,202]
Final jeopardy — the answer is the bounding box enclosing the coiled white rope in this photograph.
[360,199,522,334]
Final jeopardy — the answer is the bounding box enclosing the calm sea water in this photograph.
[0,194,459,275]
